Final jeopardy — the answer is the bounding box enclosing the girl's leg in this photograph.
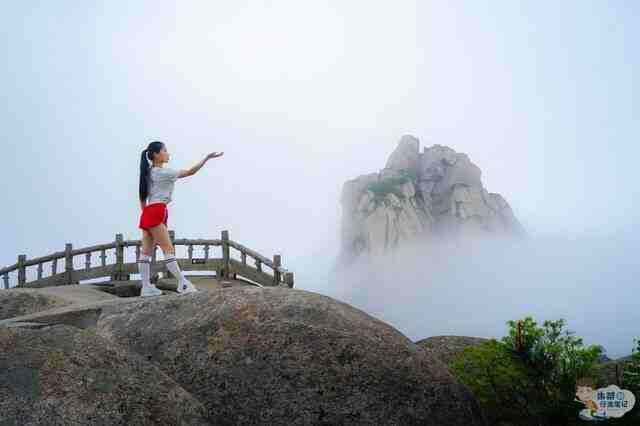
[137,229,154,287]
[149,223,196,292]
[141,228,154,256]
[148,223,175,256]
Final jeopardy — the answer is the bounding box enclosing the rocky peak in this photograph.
[337,135,526,266]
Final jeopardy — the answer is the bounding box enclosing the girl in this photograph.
[137,141,224,297]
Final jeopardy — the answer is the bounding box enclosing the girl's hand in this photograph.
[207,152,224,160]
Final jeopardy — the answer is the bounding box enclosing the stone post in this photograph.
[273,254,281,286]
[17,254,26,287]
[221,230,230,279]
[111,233,124,281]
[65,243,76,285]
[284,272,294,288]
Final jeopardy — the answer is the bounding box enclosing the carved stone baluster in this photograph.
[241,251,247,265]
[52,258,57,276]
[255,258,262,273]
[204,245,209,261]
[100,249,106,267]
[188,244,193,261]
[37,263,43,280]
[135,245,140,260]
[85,253,91,270]
[2,274,9,289]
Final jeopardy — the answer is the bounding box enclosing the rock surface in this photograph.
[0,324,210,425]
[338,135,527,265]
[415,335,491,366]
[1,286,488,425]
[95,287,487,425]
[0,289,72,320]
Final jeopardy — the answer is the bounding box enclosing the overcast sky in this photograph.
[2,2,638,358]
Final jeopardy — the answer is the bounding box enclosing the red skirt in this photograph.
[138,202,168,230]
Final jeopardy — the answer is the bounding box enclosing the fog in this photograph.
[306,232,639,359]
[1,2,638,358]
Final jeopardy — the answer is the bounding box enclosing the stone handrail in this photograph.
[0,230,294,289]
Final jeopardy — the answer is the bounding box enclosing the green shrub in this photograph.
[448,338,531,422]
[622,338,640,392]
[366,179,406,200]
[617,337,640,423]
[449,316,604,425]
[365,168,417,200]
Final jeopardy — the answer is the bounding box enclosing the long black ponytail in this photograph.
[139,141,165,203]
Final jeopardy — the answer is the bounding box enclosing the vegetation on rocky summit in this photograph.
[449,316,638,425]
[365,168,417,200]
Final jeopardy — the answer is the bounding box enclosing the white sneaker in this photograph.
[177,279,199,295]
[141,283,163,297]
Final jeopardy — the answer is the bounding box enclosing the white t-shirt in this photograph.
[146,166,180,204]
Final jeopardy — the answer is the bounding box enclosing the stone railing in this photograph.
[0,230,294,290]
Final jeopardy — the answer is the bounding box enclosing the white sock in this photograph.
[137,253,152,287]
[164,254,188,283]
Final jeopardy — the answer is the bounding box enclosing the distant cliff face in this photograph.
[337,135,527,265]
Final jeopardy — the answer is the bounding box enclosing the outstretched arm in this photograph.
[178,151,224,178]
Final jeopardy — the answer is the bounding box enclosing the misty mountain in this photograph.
[337,135,526,267]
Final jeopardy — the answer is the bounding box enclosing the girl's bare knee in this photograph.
[160,245,175,257]
[139,231,154,257]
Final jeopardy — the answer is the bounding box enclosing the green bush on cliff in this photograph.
[366,179,406,200]
[449,316,604,425]
[365,168,417,200]
[399,167,418,182]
